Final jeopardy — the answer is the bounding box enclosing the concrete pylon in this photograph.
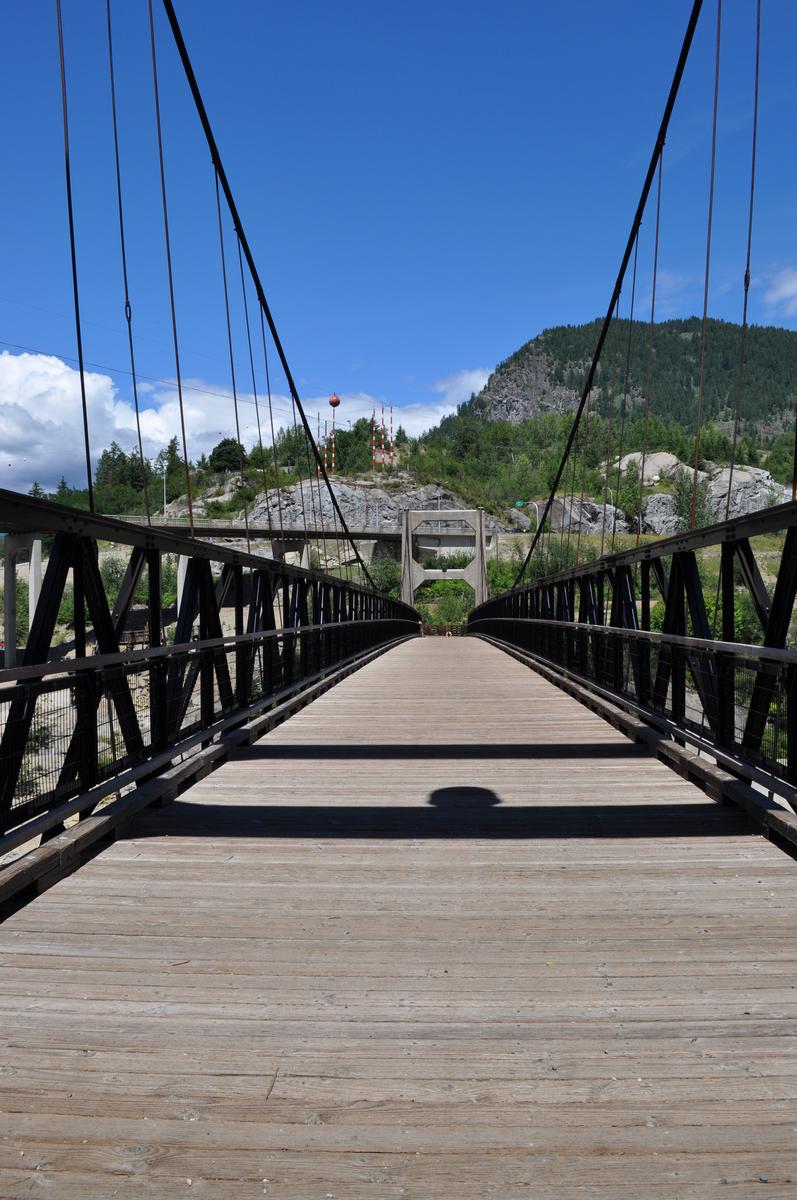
[3,533,43,668]
[400,508,489,607]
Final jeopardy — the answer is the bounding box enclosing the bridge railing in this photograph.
[468,500,797,802]
[469,617,796,788]
[0,617,416,839]
[0,490,419,843]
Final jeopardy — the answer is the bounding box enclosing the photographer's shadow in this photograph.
[427,786,502,831]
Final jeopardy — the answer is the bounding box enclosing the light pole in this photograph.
[162,463,167,515]
[528,500,540,532]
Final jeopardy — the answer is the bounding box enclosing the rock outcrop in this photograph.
[476,345,582,425]
[166,477,508,531]
[708,465,788,520]
[642,493,679,535]
[640,463,788,534]
[550,497,630,536]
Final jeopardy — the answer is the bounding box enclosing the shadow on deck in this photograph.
[129,781,751,841]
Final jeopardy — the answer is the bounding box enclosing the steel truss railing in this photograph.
[0,490,418,836]
[469,501,797,796]
[0,619,415,838]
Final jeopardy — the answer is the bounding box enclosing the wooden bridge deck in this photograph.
[1,637,797,1198]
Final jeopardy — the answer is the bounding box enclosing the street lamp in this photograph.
[528,500,540,532]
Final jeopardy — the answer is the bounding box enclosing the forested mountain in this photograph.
[472,317,797,432]
[405,317,797,511]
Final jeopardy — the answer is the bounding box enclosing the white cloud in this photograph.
[431,367,490,410]
[762,267,797,318]
[0,349,300,494]
[0,350,475,494]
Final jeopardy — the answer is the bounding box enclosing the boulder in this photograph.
[708,465,788,520]
[550,497,629,535]
[617,450,683,485]
[642,492,679,535]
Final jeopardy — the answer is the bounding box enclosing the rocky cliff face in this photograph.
[473,341,582,425]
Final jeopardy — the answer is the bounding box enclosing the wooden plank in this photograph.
[1,638,796,1197]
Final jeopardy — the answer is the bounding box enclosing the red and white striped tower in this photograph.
[323,419,328,474]
[316,412,321,476]
[371,408,376,471]
[328,393,340,475]
[380,404,385,471]
[389,404,394,468]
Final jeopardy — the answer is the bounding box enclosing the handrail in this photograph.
[0,618,420,686]
[468,617,797,666]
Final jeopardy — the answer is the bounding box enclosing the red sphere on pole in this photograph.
[328,393,341,409]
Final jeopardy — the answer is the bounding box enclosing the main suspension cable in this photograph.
[214,168,251,554]
[725,0,760,519]
[637,151,664,544]
[55,0,94,512]
[512,0,705,588]
[691,0,722,528]
[236,236,274,538]
[600,298,622,559]
[611,233,639,553]
[259,307,287,548]
[159,0,376,589]
[574,387,594,565]
[106,0,151,523]
[148,0,194,533]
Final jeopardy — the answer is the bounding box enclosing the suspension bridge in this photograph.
[1,0,797,1195]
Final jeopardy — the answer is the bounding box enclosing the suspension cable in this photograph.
[236,236,274,540]
[214,168,251,554]
[512,0,705,588]
[259,307,287,549]
[159,0,376,589]
[55,0,94,512]
[574,388,593,565]
[106,0,151,523]
[611,233,639,553]
[637,151,664,544]
[148,0,194,534]
[726,0,760,517]
[600,298,622,559]
[562,409,581,558]
[691,0,722,528]
[288,391,311,553]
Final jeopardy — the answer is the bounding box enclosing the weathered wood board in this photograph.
[1,638,796,1198]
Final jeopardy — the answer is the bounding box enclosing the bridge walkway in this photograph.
[1,638,796,1197]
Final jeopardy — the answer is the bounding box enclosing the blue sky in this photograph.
[1,0,796,491]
